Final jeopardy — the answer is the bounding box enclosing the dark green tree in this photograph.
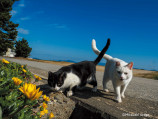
[0,0,19,55]
[15,38,32,58]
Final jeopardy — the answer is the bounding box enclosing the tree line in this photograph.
[0,0,32,58]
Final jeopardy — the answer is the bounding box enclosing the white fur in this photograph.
[92,39,133,103]
[87,76,92,83]
[87,76,98,92]
[55,72,81,96]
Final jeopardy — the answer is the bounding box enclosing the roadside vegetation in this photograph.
[134,71,158,80]
[0,59,54,119]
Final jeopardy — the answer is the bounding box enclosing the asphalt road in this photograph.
[1,56,158,102]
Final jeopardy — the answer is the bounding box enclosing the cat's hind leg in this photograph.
[103,77,110,92]
[88,75,97,92]
[77,85,85,91]
[102,69,110,92]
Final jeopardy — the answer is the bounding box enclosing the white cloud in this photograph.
[56,25,67,29]
[35,11,45,14]
[49,24,69,30]
[20,17,30,21]
[18,4,25,7]
[11,0,25,17]
[11,10,17,16]
[16,36,23,40]
[18,28,29,35]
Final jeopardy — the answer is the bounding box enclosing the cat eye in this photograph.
[124,72,128,75]
[117,71,121,74]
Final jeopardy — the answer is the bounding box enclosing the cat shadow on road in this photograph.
[73,86,116,102]
[36,78,116,102]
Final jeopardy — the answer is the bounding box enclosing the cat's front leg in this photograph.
[114,86,122,103]
[121,84,128,98]
[67,90,73,97]
[59,89,65,93]
[67,85,76,97]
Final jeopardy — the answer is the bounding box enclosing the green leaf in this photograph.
[0,106,2,119]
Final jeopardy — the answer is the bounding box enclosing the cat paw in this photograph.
[121,94,125,98]
[67,91,73,97]
[59,90,64,93]
[116,98,122,103]
[103,89,109,92]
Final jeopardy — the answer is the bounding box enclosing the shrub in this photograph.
[154,75,158,80]
[15,38,32,58]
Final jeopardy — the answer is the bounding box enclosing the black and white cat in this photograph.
[48,39,110,96]
[92,39,133,103]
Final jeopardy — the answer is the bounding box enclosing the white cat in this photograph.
[92,39,133,103]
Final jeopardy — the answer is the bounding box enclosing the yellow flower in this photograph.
[49,112,55,119]
[40,109,48,118]
[21,65,24,68]
[43,108,48,114]
[43,95,50,102]
[34,75,42,80]
[40,110,45,117]
[12,77,22,86]
[41,102,48,109]
[2,59,9,64]
[19,83,43,100]
[22,69,27,73]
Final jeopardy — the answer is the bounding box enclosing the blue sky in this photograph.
[11,0,158,70]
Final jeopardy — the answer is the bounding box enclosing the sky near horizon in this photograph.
[11,0,158,70]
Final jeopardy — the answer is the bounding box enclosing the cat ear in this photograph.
[60,72,66,81]
[48,71,53,78]
[127,62,133,70]
[48,71,52,76]
[116,61,120,67]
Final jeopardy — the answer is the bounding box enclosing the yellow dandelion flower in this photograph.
[34,75,42,80]
[49,112,55,119]
[40,102,48,109]
[19,83,43,100]
[43,95,50,102]
[22,69,27,73]
[43,108,48,114]
[12,77,22,86]
[21,65,24,68]
[39,108,48,117]
[40,110,45,117]
[2,59,9,64]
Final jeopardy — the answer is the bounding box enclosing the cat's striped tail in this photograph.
[93,38,110,65]
[92,39,112,61]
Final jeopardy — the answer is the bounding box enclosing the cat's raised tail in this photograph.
[92,39,112,61]
[93,38,110,65]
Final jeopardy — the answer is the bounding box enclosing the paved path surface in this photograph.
[1,56,158,102]
[1,57,158,119]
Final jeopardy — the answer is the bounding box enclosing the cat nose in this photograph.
[120,77,123,80]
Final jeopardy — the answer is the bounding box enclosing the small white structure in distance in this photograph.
[4,48,16,57]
